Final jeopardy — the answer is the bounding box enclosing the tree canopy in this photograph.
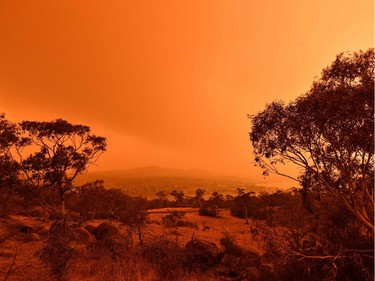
[17,119,107,211]
[249,49,374,233]
[0,114,21,188]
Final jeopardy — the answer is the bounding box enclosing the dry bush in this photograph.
[198,207,219,218]
[247,191,374,281]
[81,238,146,281]
[220,233,245,257]
[81,234,216,281]
[219,233,262,280]
[38,219,76,280]
[162,210,186,228]
[139,235,188,279]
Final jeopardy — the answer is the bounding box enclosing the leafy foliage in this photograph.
[0,115,21,188]
[250,49,374,233]
[17,119,107,211]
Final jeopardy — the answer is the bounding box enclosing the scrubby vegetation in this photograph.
[0,179,373,280]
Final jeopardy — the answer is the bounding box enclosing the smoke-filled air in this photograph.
[0,1,373,281]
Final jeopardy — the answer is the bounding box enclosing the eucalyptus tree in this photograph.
[250,49,374,233]
[18,119,107,212]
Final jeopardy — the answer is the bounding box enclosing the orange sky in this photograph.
[0,1,373,184]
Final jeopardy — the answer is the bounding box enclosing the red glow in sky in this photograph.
[0,1,373,183]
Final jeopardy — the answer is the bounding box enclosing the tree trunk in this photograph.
[60,193,66,214]
[244,206,249,224]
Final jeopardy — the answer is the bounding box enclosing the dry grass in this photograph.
[0,209,262,281]
[145,209,260,253]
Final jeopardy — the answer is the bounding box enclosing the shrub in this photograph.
[162,210,186,225]
[219,233,244,257]
[140,236,187,278]
[39,219,76,280]
[199,207,219,217]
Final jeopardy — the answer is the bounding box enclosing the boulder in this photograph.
[24,232,41,242]
[73,227,94,244]
[48,220,72,238]
[246,267,261,280]
[84,224,96,235]
[95,222,119,241]
[185,239,223,268]
[6,217,32,234]
[33,225,48,236]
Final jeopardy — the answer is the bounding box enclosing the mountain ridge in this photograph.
[76,166,247,181]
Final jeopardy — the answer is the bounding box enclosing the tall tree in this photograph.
[17,119,107,212]
[250,49,374,233]
[0,114,21,188]
[170,190,185,206]
[156,190,168,208]
[195,188,206,207]
[208,191,225,208]
[234,188,254,224]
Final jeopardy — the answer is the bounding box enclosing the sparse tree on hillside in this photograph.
[156,190,168,208]
[195,188,206,207]
[234,188,254,224]
[170,190,185,207]
[250,49,374,234]
[156,190,167,201]
[17,119,107,213]
[208,191,225,208]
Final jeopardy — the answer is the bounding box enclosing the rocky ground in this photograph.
[0,208,266,281]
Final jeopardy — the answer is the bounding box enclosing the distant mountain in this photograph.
[76,166,244,182]
[110,166,221,177]
[74,166,277,198]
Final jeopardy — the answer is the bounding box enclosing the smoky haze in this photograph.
[0,0,373,181]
